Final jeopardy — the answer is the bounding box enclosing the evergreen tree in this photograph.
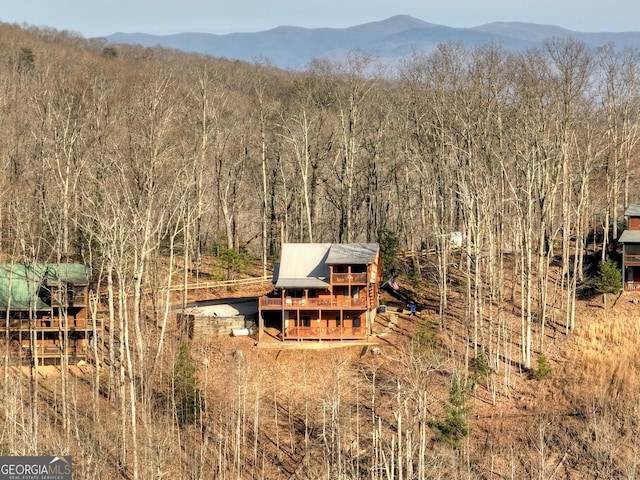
[595,258,622,294]
[173,342,203,425]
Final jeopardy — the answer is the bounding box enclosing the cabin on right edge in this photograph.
[618,204,640,291]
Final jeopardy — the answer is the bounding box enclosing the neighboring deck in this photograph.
[12,339,90,359]
[0,317,99,329]
[2,317,102,360]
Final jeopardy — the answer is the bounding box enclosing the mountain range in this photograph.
[104,15,640,71]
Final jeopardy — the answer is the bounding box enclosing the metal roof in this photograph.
[619,230,640,243]
[274,243,331,289]
[274,278,331,289]
[624,204,640,217]
[326,243,379,265]
[273,243,378,289]
[0,263,90,311]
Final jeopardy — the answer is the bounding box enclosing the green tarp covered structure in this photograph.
[0,263,90,311]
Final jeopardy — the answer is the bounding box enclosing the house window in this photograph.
[353,316,361,328]
[301,316,311,327]
[335,315,341,327]
[72,285,86,304]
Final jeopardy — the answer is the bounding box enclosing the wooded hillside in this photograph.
[1,23,640,479]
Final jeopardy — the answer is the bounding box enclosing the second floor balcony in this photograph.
[625,254,640,265]
[260,295,367,310]
[331,272,367,284]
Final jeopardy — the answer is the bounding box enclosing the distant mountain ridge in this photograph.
[104,15,640,71]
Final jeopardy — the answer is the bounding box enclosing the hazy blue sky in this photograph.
[1,0,638,38]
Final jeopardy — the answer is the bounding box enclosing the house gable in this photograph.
[273,243,380,289]
[274,243,331,289]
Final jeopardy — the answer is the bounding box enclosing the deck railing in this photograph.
[331,273,367,284]
[0,317,102,330]
[260,296,367,308]
[19,345,88,358]
[625,255,640,264]
[284,326,365,339]
[260,297,283,307]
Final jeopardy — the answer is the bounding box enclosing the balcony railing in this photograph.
[625,255,640,265]
[260,296,367,309]
[625,282,640,291]
[260,297,283,307]
[284,326,365,339]
[0,317,99,330]
[50,292,88,307]
[20,345,88,358]
[331,272,367,284]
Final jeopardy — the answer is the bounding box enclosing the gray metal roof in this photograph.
[624,204,640,217]
[274,243,331,288]
[275,278,331,289]
[273,243,379,289]
[326,243,379,265]
[619,230,640,243]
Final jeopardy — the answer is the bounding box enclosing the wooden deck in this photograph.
[625,282,640,291]
[283,326,366,340]
[257,327,377,349]
[260,296,367,309]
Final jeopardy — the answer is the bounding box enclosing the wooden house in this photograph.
[0,263,100,362]
[619,204,640,291]
[258,243,382,341]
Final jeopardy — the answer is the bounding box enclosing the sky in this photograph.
[1,0,638,38]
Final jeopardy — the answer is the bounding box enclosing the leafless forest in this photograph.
[2,23,640,479]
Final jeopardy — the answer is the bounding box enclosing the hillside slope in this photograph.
[8,261,637,478]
